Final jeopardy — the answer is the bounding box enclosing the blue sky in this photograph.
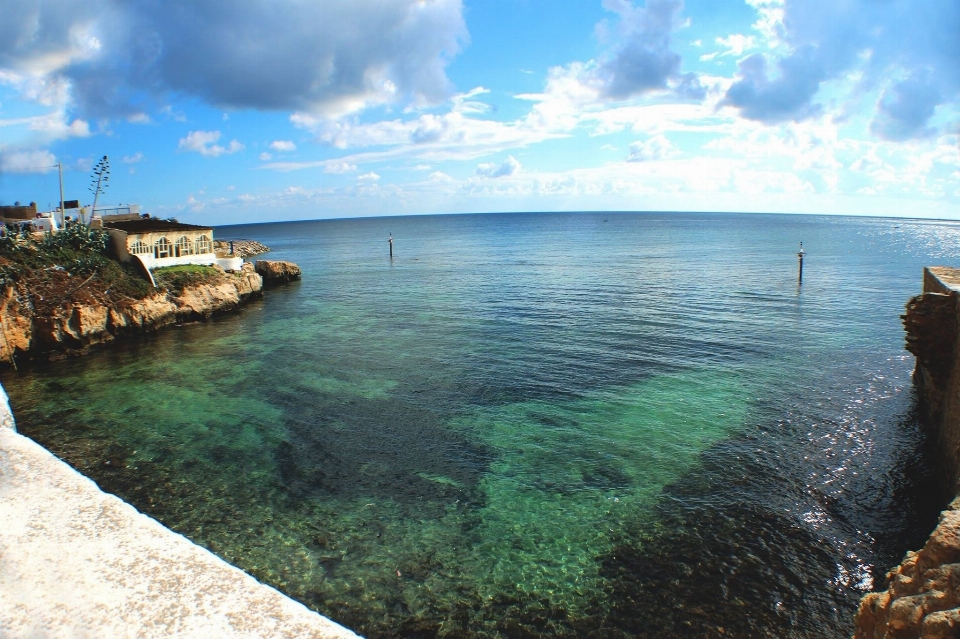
[0,0,958,225]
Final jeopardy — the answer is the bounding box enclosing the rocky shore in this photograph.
[854,267,960,638]
[255,259,301,285]
[0,262,263,366]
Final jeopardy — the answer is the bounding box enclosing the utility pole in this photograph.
[57,162,65,228]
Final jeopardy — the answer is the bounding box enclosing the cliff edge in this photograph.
[854,267,960,638]
[0,262,263,365]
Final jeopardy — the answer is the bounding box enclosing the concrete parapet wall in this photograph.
[0,395,360,639]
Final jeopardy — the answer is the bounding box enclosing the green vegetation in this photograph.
[153,264,222,294]
[0,224,153,300]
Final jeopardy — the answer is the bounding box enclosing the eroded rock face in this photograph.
[903,292,958,426]
[0,265,262,365]
[255,260,301,286]
[855,268,960,639]
[855,498,960,639]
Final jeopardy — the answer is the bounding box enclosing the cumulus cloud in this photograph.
[870,72,941,141]
[0,148,57,173]
[724,0,960,137]
[269,140,296,152]
[0,0,467,119]
[357,172,380,182]
[476,155,520,178]
[626,134,677,161]
[122,152,143,163]
[178,130,244,157]
[722,49,824,123]
[594,0,703,100]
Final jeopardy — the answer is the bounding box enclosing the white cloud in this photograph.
[716,34,756,57]
[476,155,521,178]
[0,0,468,120]
[323,161,357,174]
[122,152,143,163]
[0,148,57,173]
[626,135,678,162]
[357,172,381,182]
[259,152,272,161]
[177,130,244,157]
[269,140,296,152]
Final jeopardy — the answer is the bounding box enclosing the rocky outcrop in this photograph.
[255,260,301,286]
[0,263,262,365]
[854,267,960,638]
[855,499,960,639]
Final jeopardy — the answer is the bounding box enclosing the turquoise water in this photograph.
[4,212,957,637]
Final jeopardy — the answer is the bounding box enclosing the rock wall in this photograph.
[0,263,262,365]
[854,267,960,638]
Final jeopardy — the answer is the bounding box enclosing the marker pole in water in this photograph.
[798,242,805,284]
[389,233,393,259]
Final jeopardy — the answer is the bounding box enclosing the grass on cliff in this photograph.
[0,225,154,307]
[153,264,223,294]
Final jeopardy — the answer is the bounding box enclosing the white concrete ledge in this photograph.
[0,426,361,639]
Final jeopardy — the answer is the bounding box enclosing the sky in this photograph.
[0,0,958,225]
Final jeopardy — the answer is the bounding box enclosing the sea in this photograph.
[3,211,957,638]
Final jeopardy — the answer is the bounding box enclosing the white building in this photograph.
[104,219,216,270]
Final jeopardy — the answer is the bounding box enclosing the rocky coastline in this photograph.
[854,267,960,638]
[0,262,264,366]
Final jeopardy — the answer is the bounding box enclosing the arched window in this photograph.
[195,235,212,254]
[175,236,194,257]
[130,240,150,255]
[154,237,172,259]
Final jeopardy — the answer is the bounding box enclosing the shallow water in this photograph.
[4,212,955,638]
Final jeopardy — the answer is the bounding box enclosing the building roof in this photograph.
[102,219,213,233]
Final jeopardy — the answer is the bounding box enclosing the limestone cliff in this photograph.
[854,267,960,638]
[0,262,262,365]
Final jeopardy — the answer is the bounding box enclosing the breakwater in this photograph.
[215,239,270,258]
[855,267,960,638]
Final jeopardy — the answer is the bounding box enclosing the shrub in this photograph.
[39,224,110,255]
